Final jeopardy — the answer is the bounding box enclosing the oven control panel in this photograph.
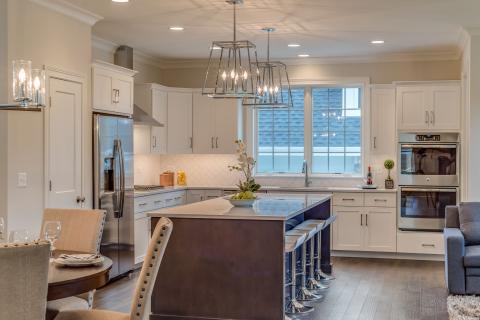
[415,134,441,142]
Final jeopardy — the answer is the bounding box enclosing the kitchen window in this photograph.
[254,83,364,176]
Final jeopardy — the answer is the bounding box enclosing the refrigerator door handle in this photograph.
[118,139,126,218]
[113,139,121,218]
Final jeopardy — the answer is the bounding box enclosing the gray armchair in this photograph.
[444,205,480,294]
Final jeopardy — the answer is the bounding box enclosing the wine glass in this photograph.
[43,221,61,259]
[9,229,31,243]
[0,217,5,243]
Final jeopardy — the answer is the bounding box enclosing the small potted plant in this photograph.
[228,140,261,207]
[384,159,395,189]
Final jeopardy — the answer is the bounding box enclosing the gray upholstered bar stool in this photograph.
[284,232,313,317]
[315,219,335,282]
[289,223,323,302]
[294,219,329,291]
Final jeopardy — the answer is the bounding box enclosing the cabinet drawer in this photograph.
[163,191,186,208]
[397,231,444,254]
[134,196,155,213]
[364,193,396,207]
[333,193,364,206]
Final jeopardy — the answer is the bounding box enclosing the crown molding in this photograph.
[30,0,103,26]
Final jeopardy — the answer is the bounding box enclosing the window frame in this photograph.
[249,78,371,178]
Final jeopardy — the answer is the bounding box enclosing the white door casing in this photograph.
[46,75,83,208]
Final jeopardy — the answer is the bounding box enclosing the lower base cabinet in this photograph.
[332,192,397,253]
[134,215,150,264]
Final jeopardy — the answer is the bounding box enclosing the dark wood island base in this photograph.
[150,194,332,320]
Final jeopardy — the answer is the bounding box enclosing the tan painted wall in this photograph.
[5,0,92,234]
[159,59,461,88]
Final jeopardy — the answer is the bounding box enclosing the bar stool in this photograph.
[284,232,313,316]
[294,220,329,291]
[289,224,323,302]
[315,220,335,282]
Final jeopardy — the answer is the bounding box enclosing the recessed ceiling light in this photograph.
[288,43,301,48]
[112,0,129,2]
[298,54,310,58]
[169,26,184,31]
[371,40,385,44]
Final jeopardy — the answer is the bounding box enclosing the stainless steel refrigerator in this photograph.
[93,113,134,279]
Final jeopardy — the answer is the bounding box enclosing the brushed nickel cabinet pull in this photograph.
[425,111,429,124]
[342,198,355,201]
[360,214,363,226]
[366,214,368,226]
[422,243,435,247]
[216,137,219,148]
[211,137,214,149]
[431,111,435,125]
[374,199,387,202]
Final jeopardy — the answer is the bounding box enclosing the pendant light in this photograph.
[243,27,293,108]
[0,60,45,111]
[202,0,259,99]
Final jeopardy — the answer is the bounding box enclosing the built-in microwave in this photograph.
[398,186,459,231]
[398,133,459,187]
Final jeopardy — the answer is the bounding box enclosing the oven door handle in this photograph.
[401,188,458,193]
[400,144,458,149]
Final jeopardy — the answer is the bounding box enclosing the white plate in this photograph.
[54,254,104,267]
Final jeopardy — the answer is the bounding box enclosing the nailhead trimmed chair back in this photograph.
[130,217,173,320]
[42,208,106,254]
[0,241,50,320]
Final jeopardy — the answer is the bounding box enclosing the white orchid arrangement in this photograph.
[228,140,261,193]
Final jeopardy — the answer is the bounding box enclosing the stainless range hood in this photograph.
[133,104,164,127]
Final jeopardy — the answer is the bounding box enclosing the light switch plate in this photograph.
[17,172,27,188]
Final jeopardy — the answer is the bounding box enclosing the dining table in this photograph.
[47,251,112,301]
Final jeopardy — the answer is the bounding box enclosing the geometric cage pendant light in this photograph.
[202,0,259,99]
[243,27,293,108]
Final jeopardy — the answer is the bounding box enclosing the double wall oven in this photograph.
[398,133,460,231]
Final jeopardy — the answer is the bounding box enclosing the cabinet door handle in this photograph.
[365,214,368,226]
[138,203,148,207]
[153,136,157,148]
[422,243,435,248]
[374,199,387,202]
[342,198,355,201]
[425,111,429,124]
[189,137,193,149]
[112,89,117,104]
[431,111,435,125]
[373,137,377,149]
[116,89,120,103]
[211,137,215,149]
[215,137,219,148]
[360,214,363,226]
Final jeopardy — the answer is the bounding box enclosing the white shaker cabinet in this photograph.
[135,84,168,154]
[332,192,397,253]
[396,82,460,131]
[92,61,136,115]
[370,86,396,156]
[167,91,193,154]
[192,93,240,154]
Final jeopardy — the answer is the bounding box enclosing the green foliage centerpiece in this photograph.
[384,159,395,189]
[228,140,261,206]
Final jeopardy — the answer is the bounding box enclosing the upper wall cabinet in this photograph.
[167,91,193,154]
[396,82,461,132]
[192,93,241,154]
[135,84,168,154]
[370,86,396,156]
[92,61,137,115]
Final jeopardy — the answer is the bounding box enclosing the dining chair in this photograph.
[0,241,50,320]
[42,208,106,320]
[54,217,173,320]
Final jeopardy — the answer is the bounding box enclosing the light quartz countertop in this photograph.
[147,193,332,221]
[134,185,397,197]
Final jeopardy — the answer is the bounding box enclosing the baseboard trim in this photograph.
[332,250,444,261]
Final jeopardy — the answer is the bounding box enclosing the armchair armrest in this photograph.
[444,228,466,294]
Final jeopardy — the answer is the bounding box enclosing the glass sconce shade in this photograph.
[31,69,46,106]
[242,61,293,108]
[12,60,32,105]
[203,40,259,98]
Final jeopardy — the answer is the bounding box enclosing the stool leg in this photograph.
[297,242,323,302]
[315,230,335,282]
[306,236,329,291]
[285,249,314,315]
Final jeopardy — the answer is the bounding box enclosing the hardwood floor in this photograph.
[94,257,448,320]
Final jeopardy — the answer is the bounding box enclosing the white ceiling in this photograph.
[64,0,480,60]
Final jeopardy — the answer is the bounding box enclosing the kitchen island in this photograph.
[148,193,332,320]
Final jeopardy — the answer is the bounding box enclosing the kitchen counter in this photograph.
[134,185,397,197]
[148,193,331,221]
[149,192,332,320]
